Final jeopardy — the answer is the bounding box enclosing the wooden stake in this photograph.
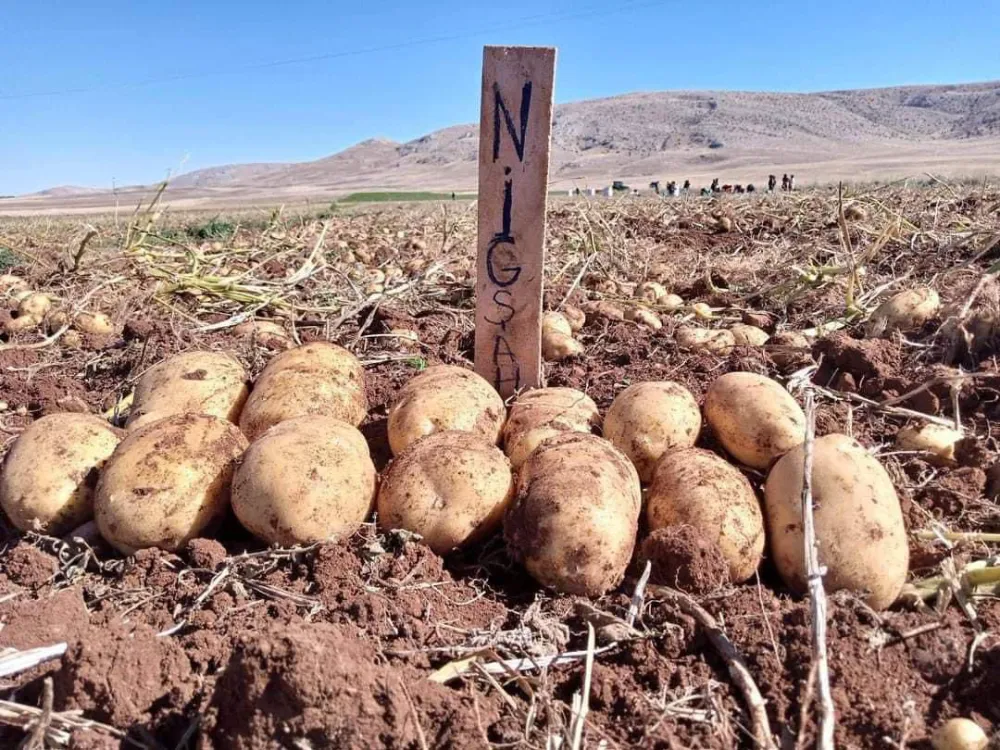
[474,46,556,397]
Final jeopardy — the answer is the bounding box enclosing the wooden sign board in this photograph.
[474,46,556,398]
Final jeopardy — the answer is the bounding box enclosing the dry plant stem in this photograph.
[813,384,957,428]
[647,585,778,750]
[800,391,835,750]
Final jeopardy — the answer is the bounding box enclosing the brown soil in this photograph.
[0,188,998,748]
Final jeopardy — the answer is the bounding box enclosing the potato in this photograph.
[542,311,572,337]
[583,301,625,322]
[604,381,700,483]
[764,434,908,610]
[626,306,662,330]
[234,319,291,349]
[563,305,586,333]
[543,331,584,361]
[931,719,988,750]
[388,365,505,455]
[675,326,736,355]
[3,314,41,333]
[239,342,367,441]
[691,302,713,320]
[74,312,114,336]
[704,372,806,469]
[895,423,962,466]
[232,416,375,545]
[503,387,600,469]
[95,414,248,553]
[504,432,641,596]
[636,281,667,304]
[661,293,685,312]
[0,274,28,294]
[647,448,765,582]
[18,293,51,319]
[867,287,940,336]
[730,323,769,347]
[767,331,812,368]
[378,431,513,553]
[0,414,121,535]
[128,351,249,431]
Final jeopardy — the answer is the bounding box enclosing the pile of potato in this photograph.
[0,338,911,610]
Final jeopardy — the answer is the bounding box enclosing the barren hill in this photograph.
[6,81,1000,213]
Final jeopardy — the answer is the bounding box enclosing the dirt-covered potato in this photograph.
[867,287,940,336]
[233,416,376,545]
[502,387,600,469]
[626,306,662,330]
[767,331,812,368]
[17,292,51,319]
[563,305,586,333]
[704,372,806,469]
[636,281,667,304]
[504,432,641,596]
[239,342,367,440]
[128,351,249,431]
[378,431,513,554]
[764,434,909,610]
[387,365,505,455]
[95,414,248,554]
[234,319,291,349]
[646,448,765,582]
[542,311,572,337]
[675,326,735,355]
[730,323,770,347]
[0,414,121,535]
[691,302,714,320]
[74,312,114,335]
[661,293,684,312]
[895,423,962,466]
[604,381,700,482]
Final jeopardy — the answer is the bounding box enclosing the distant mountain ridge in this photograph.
[10,80,1000,211]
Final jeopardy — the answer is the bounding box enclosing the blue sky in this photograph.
[2,0,998,195]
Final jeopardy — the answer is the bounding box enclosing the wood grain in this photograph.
[474,46,556,398]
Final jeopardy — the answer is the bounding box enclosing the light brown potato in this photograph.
[378,431,513,554]
[626,306,662,330]
[730,323,770,347]
[504,432,641,596]
[675,326,735,355]
[542,311,572,337]
[931,719,988,750]
[503,387,600,469]
[542,312,584,361]
[867,287,940,336]
[17,293,51,319]
[232,416,376,545]
[704,372,806,469]
[691,302,714,320]
[563,305,586,333]
[646,448,765,582]
[767,331,812,368]
[95,414,248,553]
[74,312,114,335]
[661,293,685,312]
[239,342,367,441]
[764,434,909,610]
[636,281,667,304]
[604,381,701,483]
[234,319,291,349]
[128,351,249,431]
[582,301,625,322]
[0,414,121,535]
[387,365,505,455]
[895,423,962,466]
[3,314,41,333]
[0,275,28,294]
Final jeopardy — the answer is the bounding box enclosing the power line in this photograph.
[1,0,667,101]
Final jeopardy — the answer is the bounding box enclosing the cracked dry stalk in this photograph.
[800,390,835,749]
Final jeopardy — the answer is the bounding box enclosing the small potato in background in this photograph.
[95,413,248,554]
[0,413,121,535]
[378,431,513,554]
[233,416,376,546]
[387,365,505,455]
[240,342,367,440]
[604,381,700,483]
[128,350,249,431]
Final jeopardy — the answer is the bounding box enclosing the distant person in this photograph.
[781,174,789,191]
[451,192,456,200]
[747,184,756,193]
[683,179,691,193]
[711,178,720,193]
[768,174,777,192]
[700,187,711,197]
[668,181,679,197]
[789,175,796,191]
